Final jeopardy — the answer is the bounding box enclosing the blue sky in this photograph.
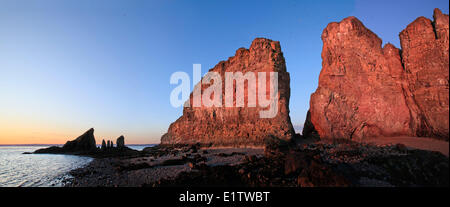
[0,0,448,144]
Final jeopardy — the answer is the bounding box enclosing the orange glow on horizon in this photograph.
[0,123,160,145]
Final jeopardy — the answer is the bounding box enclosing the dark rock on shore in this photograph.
[263,135,289,157]
[65,139,448,187]
[116,136,125,148]
[33,128,141,158]
[101,140,107,150]
[33,146,65,154]
[90,146,141,158]
[62,128,97,152]
[148,139,448,187]
[34,128,97,154]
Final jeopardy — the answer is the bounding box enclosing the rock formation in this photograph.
[108,140,113,148]
[161,38,295,146]
[399,8,449,138]
[304,8,449,141]
[116,136,125,148]
[61,128,97,152]
[33,129,137,157]
[101,139,107,150]
[35,128,97,154]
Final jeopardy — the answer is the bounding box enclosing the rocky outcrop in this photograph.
[34,128,97,154]
[161,38,295,146]
[304,16,412,140]
[399,8,449,138]
[117,136,125,148]
[34,129,137,157]
[101,140,107,150]
[304,8,449,141]
[61,128,97,152]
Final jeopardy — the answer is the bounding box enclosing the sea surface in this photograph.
[0,144,155,187]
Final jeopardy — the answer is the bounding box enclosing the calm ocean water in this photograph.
[0,145,155,187]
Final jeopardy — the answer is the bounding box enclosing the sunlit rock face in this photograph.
[161,38,295,147]
[305,16,413,140]
[304,8,449,141]
[399,8,449,139]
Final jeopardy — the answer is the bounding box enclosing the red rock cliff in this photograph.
[161,38,295,146]
[304,8,449,140]
[399,8,449,138]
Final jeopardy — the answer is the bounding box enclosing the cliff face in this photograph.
[161,38,295,146]
[304,8,449,140]
[399,8,449,138]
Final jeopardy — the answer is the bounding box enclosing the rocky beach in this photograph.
[64,137,448,187]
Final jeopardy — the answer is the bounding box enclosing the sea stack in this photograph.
[61,128,97,152]
[304,8,449,141]
[34,128,97,154]
[116,136,125,148]
[101,139,107,150]
[161,38,295,146]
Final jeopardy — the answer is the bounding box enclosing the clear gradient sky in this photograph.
[0,0,448,144]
